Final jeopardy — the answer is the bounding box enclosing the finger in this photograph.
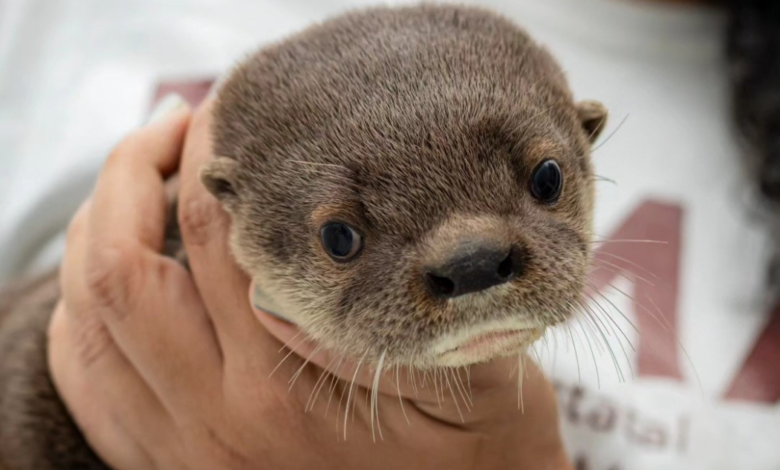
[61,108,222,409]
[178,99,274,363]
[89,104,189,253]
[48,302,167,470]
[61,189,221,412]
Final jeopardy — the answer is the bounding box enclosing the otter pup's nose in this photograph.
[424,246,525,299]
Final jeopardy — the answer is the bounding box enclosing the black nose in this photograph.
[424,246,525,299]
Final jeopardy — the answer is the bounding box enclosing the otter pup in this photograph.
[0,4,607,469]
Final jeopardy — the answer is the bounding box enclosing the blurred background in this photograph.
[1,0,779,468]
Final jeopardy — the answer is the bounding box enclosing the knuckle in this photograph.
[84,243,142,320]
[178,196,221,248]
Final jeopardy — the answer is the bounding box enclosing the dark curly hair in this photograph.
[726,0,780,295]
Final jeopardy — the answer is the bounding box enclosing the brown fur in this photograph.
[205,4,606,367]
[0,272,109,469]
[0,4,605,468]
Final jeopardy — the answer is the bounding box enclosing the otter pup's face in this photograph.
[201,5,607,368]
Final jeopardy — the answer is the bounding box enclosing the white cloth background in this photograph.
[1,0,779,468]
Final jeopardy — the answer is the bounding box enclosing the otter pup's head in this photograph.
[201,5,607,369]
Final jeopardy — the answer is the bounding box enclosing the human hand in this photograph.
[48,95,572,470]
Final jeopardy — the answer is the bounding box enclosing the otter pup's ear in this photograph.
[576,100,609,144]
[200,157,241,204]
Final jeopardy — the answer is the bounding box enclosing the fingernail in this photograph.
[253,284,294,324]
[147,93,188,124]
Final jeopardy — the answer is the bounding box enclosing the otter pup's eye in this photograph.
[530,159,563,203]
[320,222,363,261]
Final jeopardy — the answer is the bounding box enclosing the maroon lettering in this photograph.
[724,305,780,403]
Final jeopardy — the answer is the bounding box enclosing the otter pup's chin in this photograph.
[427,318,545,367]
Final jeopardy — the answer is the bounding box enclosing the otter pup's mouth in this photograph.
[430,320,544,367]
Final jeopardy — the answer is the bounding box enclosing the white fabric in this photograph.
[1,0,778,468]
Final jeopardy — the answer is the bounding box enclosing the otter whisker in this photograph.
[588,264,636,288]
[277,329,305,354]
[289,344,323,392]
[325,355,345,419]
[592,113,629,153]
[583,299,613,338]
[594,312,635,381]
[371,352,386,442]
[547,327,559,376]
[517,354,526,412]
[587,284,641,336]
[450,368,472,412]
[524,355,531,382]
[571,301,606,355]
[306,369,330,413]
[586,288,638,354]
[364,377,371,410]
[584,287,641,381]
[438,370,447,405]
[455,367,473,406]
[586,287,639,382]
[529,342,543,367]
[591,257,657,288]
[599,281,700,391]
[396,365,411,426]
[443,370,465,423]
[351,379,364,425]
[432,369,443,409]
[594,251,660,280]
[307,354,340,412]
[409,360,420,398]
[539,332,552,366]
[565,322,582,384]
[583,306,624,383]
[590,238,667,245]
[269,333,310,379]
[572,304,602,389]
[464,365,473,399]
[508,358,518,380]
[336,369,348,438]
[343,350,368,441]
[586,112,608,142]
[581,304,625,383]
[641,293,704,397]
[591,175,617,185]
